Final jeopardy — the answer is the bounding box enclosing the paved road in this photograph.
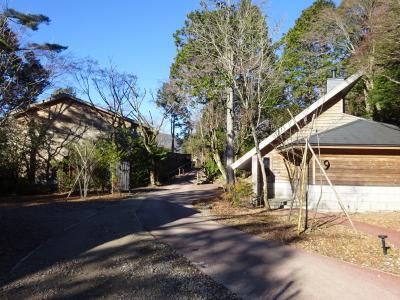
[0,189,236,300]
[2,179,400,299]
[135,181,400,300]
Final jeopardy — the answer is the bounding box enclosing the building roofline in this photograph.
[11,93,138,126]
[279,144,400,150]
[285,118,400,148]
[231,71,364,170]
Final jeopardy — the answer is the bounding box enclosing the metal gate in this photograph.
[116,161,130,191]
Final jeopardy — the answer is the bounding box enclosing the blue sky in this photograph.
[7,0,339,130]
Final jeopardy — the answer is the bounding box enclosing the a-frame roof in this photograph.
[231,71,364,170]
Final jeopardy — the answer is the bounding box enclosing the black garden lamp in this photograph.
[378,235,388,255]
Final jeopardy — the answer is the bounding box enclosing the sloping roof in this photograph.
[292,119,400,147]
[231,71,364,170]
[12,93,138,126]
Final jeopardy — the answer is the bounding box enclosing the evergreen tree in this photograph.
[369,68,400,126]
[281,0,337,109]
[156,80,190,153]
[0,8,66,119]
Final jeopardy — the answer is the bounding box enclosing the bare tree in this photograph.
[228,0,282,209]
[126,88,168,186]
[313,0,400,112]
[73,60,169,186]
[186,0,239,185]
[73,60,135,138]
[156,79,190,153]
[190,0,282,207]
[67,141,100,200]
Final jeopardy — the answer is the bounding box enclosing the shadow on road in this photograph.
[1,185,299,299]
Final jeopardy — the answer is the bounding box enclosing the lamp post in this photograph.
[378,235,388,255]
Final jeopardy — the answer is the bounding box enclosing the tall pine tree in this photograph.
[0,8,66,119]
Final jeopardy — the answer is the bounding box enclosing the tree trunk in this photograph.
[363,76,375,115]
[28,146,38,184]
[171,117,175,153]
[226,86,235,186]
[45,159,51,182]
[111,164,115,194]
[210,127,227,182]
[251,123,271,210]
[212,151,227,182]
[149,158,156,186]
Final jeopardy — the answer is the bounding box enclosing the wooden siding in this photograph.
[310,153,400,186]
[267,100,360,188]
[282,100,358,146]
[267,150,295,183]
[14,98,137,159]
[268,148,400,189]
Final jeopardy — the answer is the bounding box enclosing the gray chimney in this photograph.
[326,66,346,113]
[327,66,345,92]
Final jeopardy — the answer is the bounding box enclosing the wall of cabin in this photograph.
[308,185,400,212]
[307,151,400,211]
[13,98,137,183]
[264,97,358,199]
[265,149,400,211]
[265,150,296,199]
[283,100,358,146]
[309,153,400,186]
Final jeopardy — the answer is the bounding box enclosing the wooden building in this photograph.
[10,94,138,189]
[10,94,190,189]
[232,71,400,212]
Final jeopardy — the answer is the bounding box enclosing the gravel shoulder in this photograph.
[0,196,238,300]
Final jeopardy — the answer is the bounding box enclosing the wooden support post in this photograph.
[297,140,309,235]
[252,154,261,199]
[312,156,316,185]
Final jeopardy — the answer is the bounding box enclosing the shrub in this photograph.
[222,180,253,207]
[56,167,73,192]
[204,157,220,178]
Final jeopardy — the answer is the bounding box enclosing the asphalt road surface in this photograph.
[0,185,237,300]
[135,182,400,300]
[2,177,400,299]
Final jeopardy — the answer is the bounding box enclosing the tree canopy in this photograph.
[0,8,67,120]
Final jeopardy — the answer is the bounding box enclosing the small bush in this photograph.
[222,180,253,207]
[56,168,73,193]
[204,158,220,178]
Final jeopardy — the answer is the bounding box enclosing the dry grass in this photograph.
[194,197,400,275]
[351,212,400,232]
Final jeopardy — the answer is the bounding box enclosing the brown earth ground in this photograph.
[0,191,138,207]
[193,197,400,275]
[351,211,400,232]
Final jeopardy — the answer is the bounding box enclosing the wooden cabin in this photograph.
[232,71,400,212]
[10,94,190,188]
[10,94,138,189]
